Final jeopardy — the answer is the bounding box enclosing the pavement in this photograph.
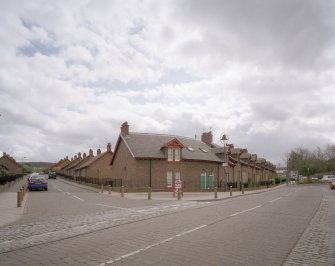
[0,176,29,227]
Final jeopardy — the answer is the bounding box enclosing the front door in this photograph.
[200,173,206,189]
[208,174,214,189]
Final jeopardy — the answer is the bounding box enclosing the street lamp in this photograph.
[286,157,290,186]
[220,133,229,192]
[21,156,26,177]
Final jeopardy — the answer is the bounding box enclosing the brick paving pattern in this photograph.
[283,188,335,266]
[0,201,211,253]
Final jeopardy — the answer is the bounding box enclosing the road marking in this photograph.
[53,186,63,192]
[72,195,84,201]
[96,225,207,265]
[96,204,128,210]
[229,205,262,217]
[269,197,282,203]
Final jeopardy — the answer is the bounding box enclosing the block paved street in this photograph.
[0,178,334,265]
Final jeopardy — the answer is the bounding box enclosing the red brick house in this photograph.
[110,122,224,191]
[0,152,22,175]
[75,144,113,181]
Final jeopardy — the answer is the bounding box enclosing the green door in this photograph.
[208,174,214,189]
[200,174,206,189]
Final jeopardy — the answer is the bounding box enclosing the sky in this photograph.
[0,0,335,166]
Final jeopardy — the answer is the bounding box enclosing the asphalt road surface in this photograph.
[0,179,333,266]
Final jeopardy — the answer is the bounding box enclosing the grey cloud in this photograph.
[175,0,335,70]
[250,103,291,122]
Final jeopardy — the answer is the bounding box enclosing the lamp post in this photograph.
[21,157,26,177]
[220,134,229,192]
[286,157,290,186]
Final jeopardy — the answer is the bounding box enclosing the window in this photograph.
[167,171,173,187]
[175,148,180,161]
[168,148,173,161]
[186,146,194,152]
[175,171,180,180]
[167,147,181,162]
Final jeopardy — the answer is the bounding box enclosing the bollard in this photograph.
[242,184,244,195]
[148,187,151,200]
[101,184,104,193]
[20,188,24,202]
[214,186,218,199]
[230,186,233,196]
[178,188,181,200]
[121,186,124,197]
[17,191,22,207]
[108,185,111,195]
[21,186,25,199]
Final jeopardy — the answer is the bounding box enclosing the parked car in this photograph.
[48,172,57,179]
[329,179,335,190]
[28,174,48,191]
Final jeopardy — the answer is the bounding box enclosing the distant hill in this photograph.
[25,162,54,168]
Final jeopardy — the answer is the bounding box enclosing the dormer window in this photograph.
[163,138,184,162]
[168,147,181,162]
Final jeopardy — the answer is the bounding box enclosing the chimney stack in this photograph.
[97,149,101,155]
[201,131,213,146]
[121,121,129,135]
[83,153,86,158]
[78,152,82,158]
[89,149,93,156]
[107,143,112,152]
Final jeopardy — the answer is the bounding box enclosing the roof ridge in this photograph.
[130,132,202,142]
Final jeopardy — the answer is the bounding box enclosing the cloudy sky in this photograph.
[0,0,334,165]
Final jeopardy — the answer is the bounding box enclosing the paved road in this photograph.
[0,180,333,266]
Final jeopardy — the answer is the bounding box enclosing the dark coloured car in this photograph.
[28,174,48,191]
[48,172,57,179]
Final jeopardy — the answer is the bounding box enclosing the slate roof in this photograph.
[76,151,112,170]
[118,133,223,163]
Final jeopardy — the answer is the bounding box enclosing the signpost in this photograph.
[173,179,183,198]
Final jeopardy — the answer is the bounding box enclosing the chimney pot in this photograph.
[89,149,93,156]
[97,149,101,155]
[201,131,213,146]
[107,143,112,152]
[83,153,86,158]
[121,121,129,135]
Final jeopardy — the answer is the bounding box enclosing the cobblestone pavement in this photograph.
[0,201,211,253]
[283,187,335,266]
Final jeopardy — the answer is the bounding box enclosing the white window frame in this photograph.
[174,148,181,161]
[167,171,173,187]
[175,171,180,180]
[168,148,173,161]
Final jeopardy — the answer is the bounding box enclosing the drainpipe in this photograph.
[217,163,220,189]
[149,159,152,187]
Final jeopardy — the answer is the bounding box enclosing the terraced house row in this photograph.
[52,122,276,191]
[0,152,22,175]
